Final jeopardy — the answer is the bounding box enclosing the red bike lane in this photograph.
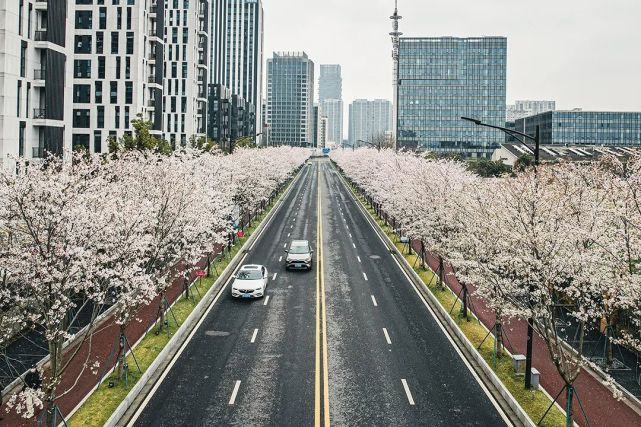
[412,240,641,427]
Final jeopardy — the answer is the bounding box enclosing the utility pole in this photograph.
[390,0,402,151]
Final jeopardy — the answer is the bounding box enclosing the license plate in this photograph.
[295,263,302,268]
[242,294,252,298]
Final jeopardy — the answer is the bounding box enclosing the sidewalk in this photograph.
[411,240,641,427]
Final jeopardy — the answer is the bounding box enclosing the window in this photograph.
[125,57,131,79]
[125,81,133,104]
[74,59,91,78]
[94,131,102,153]
[116,56,121,79]
[18,0,23,36]
[27,4,32,38]
[72,134,90,151]
[182,62,187,79]
[17,81,22,117]
[73,109,91,128]
[110,81,117,104]
[97,106,105,128]
[73,84,91,103]
[99,7,107,29]
[20,42,27,77]
[75,11,93,29]
[26,83,30,118]
[171,63,177,78]
[75,35,92,53]
[117,7,122,29]
[76,0,94,4]
[125,106,130,128]
[96,32,104,53]
[126,7,132,29]
[98,56,105,78]
[111,32,119,54]
[95,81,103,103]
[126,32,133,54]
[115,106,120,128]
[18,122,26,157]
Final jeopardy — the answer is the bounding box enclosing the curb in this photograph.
[104,168,304,427]
[336,166,534,427]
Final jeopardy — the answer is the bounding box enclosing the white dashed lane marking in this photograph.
[251,329,258,343]
[371,295,378,306]
[401,379,415,405]
[229,381,241,405]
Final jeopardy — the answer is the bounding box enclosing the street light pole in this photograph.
[461,116,540,390]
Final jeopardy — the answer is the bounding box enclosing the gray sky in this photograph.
[264,0,641,112]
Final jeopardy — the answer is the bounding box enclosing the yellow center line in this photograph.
[320,166,331,427]
[315,166,321,426]
[315,162,330,427]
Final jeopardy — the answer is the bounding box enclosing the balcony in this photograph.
[147,99,156,108]
[34,0,47,9]
[33,108,46,119]
[148,75,158,83]
[32,146,44,158]
[34,30,47,42]
[34,68,45,80]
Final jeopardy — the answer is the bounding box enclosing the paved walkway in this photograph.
[409,240,641,427]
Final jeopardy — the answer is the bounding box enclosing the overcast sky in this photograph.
[263,0,641,113]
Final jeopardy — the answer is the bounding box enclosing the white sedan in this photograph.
[231,265,269,299]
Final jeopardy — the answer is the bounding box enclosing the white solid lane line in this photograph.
[371,295,378,306]
[251,329,258,343]
[288,232,291,237]
[273,273,278,280]
[401,379,415,405]
[284,243,287,248]
[229,380,241,405]
[357,256,361,263]
[383,328,392,345]
[363,272,368,281]
[279,256,282,262]
[263,295,270,306]
[352,243,356,249]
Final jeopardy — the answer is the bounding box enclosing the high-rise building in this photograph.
[0,0,74,170]
[320,99,343,144]
[348,99,392,146]
[507,100,555,122]
[514,111,641,146]
[319,64,341,101]
[266,52,315,147]
[209,0,263,142]
[396,36,507,157]
[318,64,343,146]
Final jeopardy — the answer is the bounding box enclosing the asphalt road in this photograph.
[131,159,508,427]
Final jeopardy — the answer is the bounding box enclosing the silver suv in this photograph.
[285,240,313,270]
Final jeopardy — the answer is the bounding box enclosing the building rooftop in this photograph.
[497,143,641,164]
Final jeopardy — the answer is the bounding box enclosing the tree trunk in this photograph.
[495,320,504,357]
[45,338,63,426]
[158,292,166,332]
[438,256,444,288]
[606,319,613,371]
[116,324,126,382]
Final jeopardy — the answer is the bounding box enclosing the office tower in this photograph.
[209,0,263,142]
[319,64,343,147]
[514,111,641,146]
[0,0,74,169]
[507,100,556,122]
[319,64,342,101]
[320,99,343,144]
[266,52,315,147]
[348,99,392,146]
[396,36,507,157]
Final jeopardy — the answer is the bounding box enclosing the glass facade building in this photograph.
[266,52,315,147]
[515,111,641,146]
[397,37,507,157]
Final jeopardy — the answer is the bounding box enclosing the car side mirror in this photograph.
[310,250,314,253]
[284,250,289,253]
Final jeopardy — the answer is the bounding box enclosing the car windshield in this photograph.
[236,270,262,280]
[289,244,309,254]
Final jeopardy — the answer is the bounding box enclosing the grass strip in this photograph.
[349,183,566,427]
[69,187,286,427]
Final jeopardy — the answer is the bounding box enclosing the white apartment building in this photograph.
[506,100,556,122]
[0,0,209,167]
[319,99,342,145]
[348,99,392,146]
[0,0,74,169]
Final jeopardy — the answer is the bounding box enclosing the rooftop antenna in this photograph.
[390,0,402,151]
